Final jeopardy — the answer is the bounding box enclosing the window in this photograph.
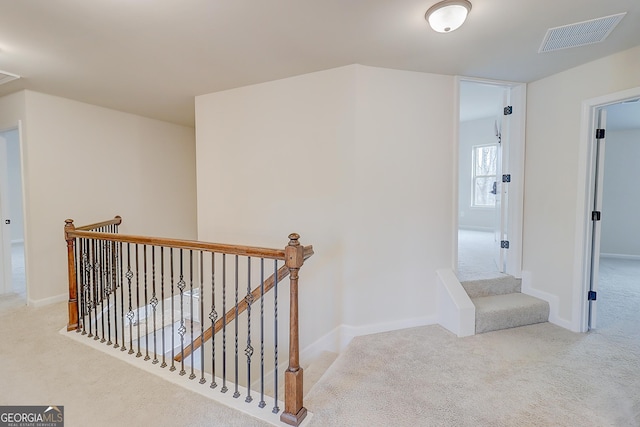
[472,144,497,207]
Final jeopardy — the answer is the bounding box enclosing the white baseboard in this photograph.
[600,253,640,261]
[299,315,438,363]
[521,271,574,331]
[29,293,67,308]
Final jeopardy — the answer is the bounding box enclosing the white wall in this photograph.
[458,116,498,230]
[3,90,197,304]
[600,129,640,257]
[196,64,454,350]
[524,45,640,326]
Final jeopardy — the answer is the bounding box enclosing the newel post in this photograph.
[65,219,79,331]
[281,233,307,426]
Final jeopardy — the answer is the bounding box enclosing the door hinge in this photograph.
[502,174,511,183]
[501,240,510,249]
[588,291,597,301]
[595,128,605,139]
[592,211,601,221]
[504,106,513,115]
[4,219,9,225]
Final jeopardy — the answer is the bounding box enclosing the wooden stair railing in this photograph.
[64,216,313,426]
[176,246,314,363]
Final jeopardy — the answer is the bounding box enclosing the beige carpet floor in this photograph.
[0,258,638,426]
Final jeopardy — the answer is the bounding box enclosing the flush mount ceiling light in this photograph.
[425,0,472,33]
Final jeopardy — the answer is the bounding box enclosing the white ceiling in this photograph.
[0,0,639,127]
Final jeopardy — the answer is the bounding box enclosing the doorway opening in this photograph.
[583,94,640,331]
[0,126,26,307]
[456,78,526,282]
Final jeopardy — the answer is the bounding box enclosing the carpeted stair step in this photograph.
[462,275,521,299]
[473,293,549,334]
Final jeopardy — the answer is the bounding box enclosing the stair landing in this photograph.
[461,275,549,334]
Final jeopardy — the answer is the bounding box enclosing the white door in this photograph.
[493,84,526,277]
[493,88,514,273]
[493,116,505,272]
[0,134,12,294]
[588,109,607,330]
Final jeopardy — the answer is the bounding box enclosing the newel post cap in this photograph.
[286,233,303,269]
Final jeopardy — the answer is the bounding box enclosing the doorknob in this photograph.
[4,219,9,224]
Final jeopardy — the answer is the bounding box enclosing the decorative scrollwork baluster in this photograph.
[245,256,254,403]
[151,246,159,365]
[221,253,228,394]
[199,251,206,384]
[259,257,266,408]
[272,259,280,414]
[170,248,176,372]
[210,252,218,389]
[189,250,196,380]
[135,244,142,358]
[234,255,240,399]
[126,243,134,355]
[161,247,167,368]
[178,249,187,376]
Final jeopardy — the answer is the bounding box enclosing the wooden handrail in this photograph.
[66,230,287,260]
[74,215,122,231]
[175,245,313,362]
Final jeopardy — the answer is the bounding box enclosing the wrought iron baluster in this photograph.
[170,248,176,372]
[74,236,81,333]
[126,243,134,355]
[81,239,89,336]
[105,239,113,345]
[151,246,159,364]
[199,251,206,384]
[111,240,118,348]
[88,239,96,339]
[99,239,105,343]
[234,254,240,399]
[221,253,228,393]
[178,249,187,376]
[210,252,218,389]
[161,247,167,368]
[245,256,254,403]
[93,239,100,339]
[135,244,142,358]
[259,257,266,408]
[143,245,150,361]
[273,259,280,414]
[120,241,126,352]
[189,250,196,380]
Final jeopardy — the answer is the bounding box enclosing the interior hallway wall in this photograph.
[195,64,455,349]
[524,45,640,328]
[0,90,197,304]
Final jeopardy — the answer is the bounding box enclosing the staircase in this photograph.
[461,275,549,334]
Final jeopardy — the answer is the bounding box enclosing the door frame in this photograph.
[454,76,527,278]
[574,86,640,332]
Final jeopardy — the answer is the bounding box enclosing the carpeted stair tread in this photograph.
[473,292,549,334]
[462,275,521,298]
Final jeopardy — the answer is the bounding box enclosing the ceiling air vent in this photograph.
[539,12,626,53]
[0,70,20,85]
